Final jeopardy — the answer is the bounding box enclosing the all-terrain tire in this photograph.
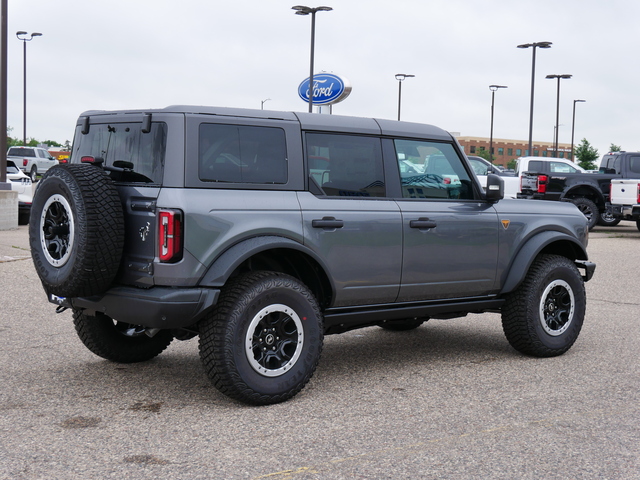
[29,164,124,298]
[199,271,323,405]
[570,197,599,230]
[501,254,585,357]
[73,310,173,363]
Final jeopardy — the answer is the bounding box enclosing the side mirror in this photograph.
[485,174,504,202]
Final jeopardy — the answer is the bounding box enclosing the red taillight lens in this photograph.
[537,175,548,194]
[443,177,452,185]
[23,159,28,167]
[158,209,183,263]
[637,183,640,204]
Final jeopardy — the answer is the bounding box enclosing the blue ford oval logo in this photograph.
[298,73,352,106]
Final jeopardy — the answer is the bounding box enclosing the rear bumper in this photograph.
[49,286,220,329]
[606,203,640,220]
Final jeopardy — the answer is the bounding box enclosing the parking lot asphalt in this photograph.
[1,223,638,479]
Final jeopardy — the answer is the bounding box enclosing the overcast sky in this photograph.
[7,0,639,157]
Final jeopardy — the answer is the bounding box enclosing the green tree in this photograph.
[473,148,492,162]
[609,143,621,152]
[507,159,517,170]
[574,138,599,170]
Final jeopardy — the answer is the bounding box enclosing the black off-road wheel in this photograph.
[73,310,173,363]
[501,254,585,357]
[571,197,599,230]
[29,165,124,298]
[380,318,427,331]
[199,271,323,405]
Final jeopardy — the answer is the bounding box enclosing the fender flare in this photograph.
[561,184,606,209]
[198,235,335,292]
[500,230,588,294]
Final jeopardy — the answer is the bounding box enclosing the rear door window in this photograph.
[305,133,385,197]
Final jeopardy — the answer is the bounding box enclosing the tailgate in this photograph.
[610,179,640,205]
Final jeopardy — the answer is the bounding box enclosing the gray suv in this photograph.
[29,106,595,405]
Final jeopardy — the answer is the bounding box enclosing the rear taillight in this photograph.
[158,209,183,263]
[443,177,452,185]
[23,159,28,167]
[637,183,640,204]
[537,175,548,194]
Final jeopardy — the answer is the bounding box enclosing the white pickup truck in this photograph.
[7,146,59,182]
[606,179,640,231]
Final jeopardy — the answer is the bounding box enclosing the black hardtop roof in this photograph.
[79,105,452,141]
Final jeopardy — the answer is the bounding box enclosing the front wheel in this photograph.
[501,254,586,357]
[199,272,323,405]
[73,310,173,363]
[29,166,37,182]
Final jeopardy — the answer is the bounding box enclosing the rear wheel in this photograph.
[501,254,585,357]
[199,271,323,405]
[597,210,621,227]
[29,166,37,182]
[73,310,173,363]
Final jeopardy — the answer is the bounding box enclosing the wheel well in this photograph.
[538,239,584,261]
[229,248,333,308]
[565,187,605,208]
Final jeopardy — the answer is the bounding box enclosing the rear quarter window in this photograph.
[199,124,287,184]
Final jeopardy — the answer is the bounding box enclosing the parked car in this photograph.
[7,146,59,182]
[29,105,595,405]
[6,160,32,224]
[467,156,520,199]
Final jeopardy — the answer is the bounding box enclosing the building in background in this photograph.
[453,134,572,168]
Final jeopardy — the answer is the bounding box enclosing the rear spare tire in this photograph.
[29,164,124,298]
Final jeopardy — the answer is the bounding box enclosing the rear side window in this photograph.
[199,124,287,184]
[71,122,167,184]
[306,133,385,197]
[629,156,640,174]
[395,139,473,200]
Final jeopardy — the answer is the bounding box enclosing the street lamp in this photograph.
[489,85,507,163]
[571,99,586,161]
[517,41,552,156]
[395,73,414,121]
[546,74,572,156]
[292,5,333,113]
[16,31,42,146]
[261,98,271,110]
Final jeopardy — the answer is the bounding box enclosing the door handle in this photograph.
[410,218,437,229]
[312,217,344,229]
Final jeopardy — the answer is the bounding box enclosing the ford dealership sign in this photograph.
[298,73,352,106]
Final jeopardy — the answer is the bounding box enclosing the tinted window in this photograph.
[306,133,385,197]
[629,156,640,174]
[550,162,581,173]
[71,122,167,184]
[8,147,36,158]
[395,140,473,200]
[199,124,287,184]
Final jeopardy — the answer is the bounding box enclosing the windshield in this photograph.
[70,122,167,184]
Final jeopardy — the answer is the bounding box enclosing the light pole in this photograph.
[292,5,332,113]
[571,99,585,161]
[546,74,572,156]
[16,31,42,146]
[395,73,414,121]
[261,98,271,110]
[517,41,552,156]
[489,85,507,163]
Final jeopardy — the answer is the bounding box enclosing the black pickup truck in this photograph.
[517,154,640,229]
